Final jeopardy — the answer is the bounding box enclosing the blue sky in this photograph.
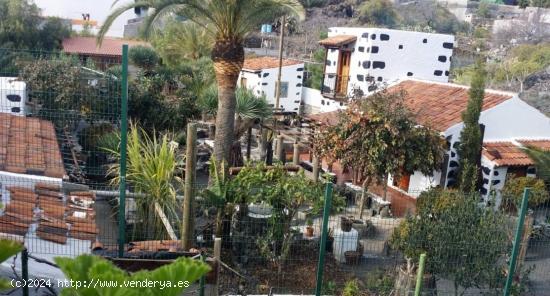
[34,0,137,37]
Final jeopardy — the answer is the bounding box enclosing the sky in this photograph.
[33,0,137,37]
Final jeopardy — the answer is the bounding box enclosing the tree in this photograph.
[313,89,444,216]
[518,0,530,8]
[501,176,549,210]
[457,60,486,193]
[98,0,305,166]
[357,0,400,28]
[55,255,210,296]
[390,189,509,295]
[129,45,160,70]
[152,21,213,66]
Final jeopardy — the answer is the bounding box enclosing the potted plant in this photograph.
[305,218,314,237]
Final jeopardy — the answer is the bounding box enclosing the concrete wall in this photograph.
[239,63,304,113]
[0,77,28,116]
[301,87,345,114]
[324,27,455,97]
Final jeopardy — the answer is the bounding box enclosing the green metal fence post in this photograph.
[199,253,205,296]
[118,44,129,258]
[414,253,427,296]
[315,183,333,296]
[21,248,29,296]
[503,188,531,296]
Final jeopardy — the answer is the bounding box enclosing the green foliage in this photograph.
[314,88,445,190]
[364,269,394,296]
[357,0,400,28]
[321,280,337,295]
[152,21,213,66]
[104,124,182,239]
[518,0,530,8]
[342,279,360,296]
[524,146,550,184]
[457,61,486,193]
[501,176,549,210]
[55,255,210,296]
[390,189,509,292]
[304,48,326,90]
[0,239,23,290]
[477,2,491,18]
[530,0,550,7]
[129,45,160,70]
[396,3,468,34]
[299,0,327,8]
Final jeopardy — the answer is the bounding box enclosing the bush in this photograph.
[342,279,360,296]
[501,175,549,210]
[365,269,394,296]
[129,45,159,69]
[357,0,399,28]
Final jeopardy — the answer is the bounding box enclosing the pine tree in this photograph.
[458,60,487,193]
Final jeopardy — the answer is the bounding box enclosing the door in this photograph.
[336,50,351,96]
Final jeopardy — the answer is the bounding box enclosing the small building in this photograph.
[307,79,550,215]
[317,27,455,102]
[62,36,149,69]
[238,56,304,113]
[0,77,28,116]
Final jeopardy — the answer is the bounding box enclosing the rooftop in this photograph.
[482,141,534,167]
[0,113,66,178]
[62,36,149,57]
[318,35,357,47]
[306,80,515,132]
[242,56,303,71]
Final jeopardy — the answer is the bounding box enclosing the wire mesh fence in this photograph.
[0,46,549,296]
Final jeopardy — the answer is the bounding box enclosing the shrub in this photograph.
[501,175,549,210]
[129,45,159,69]
[357,0,399,28]
[342,279,360,296]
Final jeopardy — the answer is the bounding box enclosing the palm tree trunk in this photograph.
[211,40,245,165]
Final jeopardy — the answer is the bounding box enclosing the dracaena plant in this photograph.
[55,255,210,296]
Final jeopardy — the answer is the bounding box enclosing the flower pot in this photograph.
[340,216,353,232]
[305,226,314,237]
[344,250,361,265]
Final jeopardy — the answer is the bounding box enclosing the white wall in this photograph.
[301,87,345,114]
[324,27,455,97]
[239,63,304,113]
[0,77,28,116]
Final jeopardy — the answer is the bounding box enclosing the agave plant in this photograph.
[104,123,182,240]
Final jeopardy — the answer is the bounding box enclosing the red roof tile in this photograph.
[318,35,357,47]
[517,139,550,151]
[482,142,533,167]
[62,36,149,57]
[0,113,66,178]
[242,56,302,71]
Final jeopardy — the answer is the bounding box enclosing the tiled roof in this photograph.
[306,110,341,126]
[517,139,550,151]
[0,114,66,178]
[62,36,149,57]
[482,142,534,167]
[242,56,303,71]
[318,35,357,47]
[389,80,514,131]
[0,183,97,245]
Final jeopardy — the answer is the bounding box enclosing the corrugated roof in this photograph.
[242,56,303,71]
[62,36,149,57]
[318,35,357,47]
[482,142,534,167]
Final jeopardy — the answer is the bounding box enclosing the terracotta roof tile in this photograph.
[62,36,149,57]
[318,35,357,47]
[0,113,66,178]
[242,56,302,71]
[517,140,550,151]
[482,142,533,167]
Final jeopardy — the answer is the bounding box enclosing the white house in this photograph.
[316,27,455,102]
[0,77,28,116]
[238,56,304,113]
[307,79,550,212]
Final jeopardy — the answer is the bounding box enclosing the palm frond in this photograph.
[235,87,273,120]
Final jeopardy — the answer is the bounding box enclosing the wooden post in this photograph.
[260,128,268,162]
[312,155,320,182]
[293,143,300,165]
[213,237,222,295]
[277,135,284,162]
[182,123,197,250]
[246,126,253,161]
[516,212,534,274]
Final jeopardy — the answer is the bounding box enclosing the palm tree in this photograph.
[199,86,272,165]
[98,0,304,165]
[153,21,213,64]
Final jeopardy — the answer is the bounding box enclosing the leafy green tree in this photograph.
[518,0,530,8]
[530,0,550,8]
[55,255,210,296]
[0,239,23,290]
[457,61,486,193]
[99,0,305,166]
[129,45,159,70]
[501,176,549,210]
[524,146,550,185]
[314,89,444,215]
[152,21,213,66]
[390,189,509,295]
[357,0,400,28]
[304,48,325,90]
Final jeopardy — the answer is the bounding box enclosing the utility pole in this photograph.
[274,15,286,113]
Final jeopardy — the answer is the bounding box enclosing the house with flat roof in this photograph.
[307,79,550,214]
[238,56,304,113]
[304,28,455,114]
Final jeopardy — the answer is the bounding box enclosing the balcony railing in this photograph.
[321,73,350,100]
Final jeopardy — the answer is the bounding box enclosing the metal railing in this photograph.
[321,73,350,100]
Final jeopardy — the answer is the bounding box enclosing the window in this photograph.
[371,46,379,53]
[398,44,403,49]
[434,70,443,76]
[371,34,376,40]
[358,46,365,52]
[11,107,20,113]
[6,94,21,102]
[422,38,427,43]
[393,173,411,192]
[380,34,390,41]
[438,55,447,62]
[274,81,289,98]
[240,77,247,87]
[443,42,454,49]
